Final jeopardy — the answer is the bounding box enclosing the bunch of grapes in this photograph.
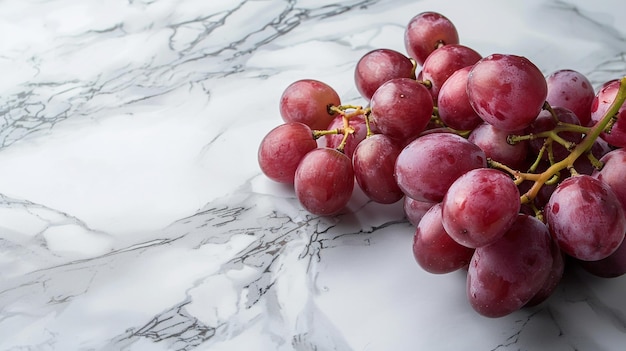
[257,11,626,318]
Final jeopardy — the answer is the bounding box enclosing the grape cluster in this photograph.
[257,11,626,318]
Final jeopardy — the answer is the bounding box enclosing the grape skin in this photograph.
[467,54,548,132]
[546,69,595,126]
[280,79,341,130]
[590,79,626,147]
[442,168,520,248]
[545,175,626,261]
[467,214,553,318]
[404,197,436,227]
[437,66,483,131]
[413,203,474,274]
[354,48,414,101]
[294,148,354,216]
[395,132,487,202]
[592,148,626,211]
[352,134,404,204]
[370,78,433,142]
[468,122,527,170]
[404,11,459,66]
[421,44,481,102]
[258,122,317,184]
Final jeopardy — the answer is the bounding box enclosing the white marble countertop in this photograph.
[1,0,626,350]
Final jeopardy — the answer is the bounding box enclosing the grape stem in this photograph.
[518,76,626,204]
[313,105,371,152]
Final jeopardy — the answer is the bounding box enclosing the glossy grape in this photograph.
[294,148,354,216]
[468,122,527,170]
[370,78,433,142]
[413,203,475,274]
[437,66,483,131]
[579,238,626,278]
[404,11,459,66]
[442,168,520,248]
[421,44,481,102]
[525,238,565,307]
[467,214,553,318]
[258,122,317,184]
[467,54,547,131]
[404,197,436,227]
[354,48,414,101]
[545,175,626,261]
[590,79,626,147]
[280,79,341,130]
[546,69,595,126]
[352,134,404,204]
[395,133,487,202]
[592,148,626,210]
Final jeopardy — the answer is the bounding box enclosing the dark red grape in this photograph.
[546,69,595,126]
[421,44,481,102]
[354,48,414,101]
[258,122,317,184]
[579,238,626,278]
[467,214,553,318]
[468,122,527,170]
[592,148,626,211]
[526,106,583,161]
[437,66,483,131]
[545,175,626,261]
[280,79,341,130]
[369,77,433,142]
[413,203,475,274]
[590,79,626,147]
[467,54,547,131]
[395,133,487,202]
[352,134,403,204]
[442,168,520,248]
[294,148,354,216]
[404,11,459,66]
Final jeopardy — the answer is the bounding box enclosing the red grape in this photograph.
[579,238,626,278]
[546,69,595,126]
[592,148,626,211]
[404,11,459,66]
[467,214,553,318]
[354,48,414,101]
[525,238,565,307]
[404,197,436,227]
[294,148,354,216]
[352,134,404,204]
[590,79,626,147]
[421,44,481,102]
[413,203,474,274]
[395,133,487,202]
[258,122,317,184]
[437,66,483,131]
[467,54,547,131]
[369,77,433,142]
[545,175,626,261]
[442,168,520,248]
[468,122,527,170]
[280,79,341,130]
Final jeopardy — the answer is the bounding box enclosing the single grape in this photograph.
[294,148,354,216]
[354,48,414,101]
[592,148,626,211]
[437,66,483,131]
[574,137,612,175]
[395,133,487,202]
[404,197,436,227]
[324,114,367,159]
[467,214,553,318]
[468,122,527,170]
[526,106,583,161]
[546,69,595,126]
[258,122,317,184]
[545,175,626,261]
[590,79,626,147]
[413,203,475,274]
[352,134,404,204]
[579,238,626,278]
[280,79,341,130]
[369,78,433,142]
[421,44,481,102]
[442,168,520,248]
[404,11,459,66]
[467,54,548,131]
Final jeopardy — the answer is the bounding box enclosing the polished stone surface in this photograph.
[1,0,626,350]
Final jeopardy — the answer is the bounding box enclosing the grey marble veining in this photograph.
[1,0,626,350]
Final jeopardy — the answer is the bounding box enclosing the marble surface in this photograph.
[1,0,626,350]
